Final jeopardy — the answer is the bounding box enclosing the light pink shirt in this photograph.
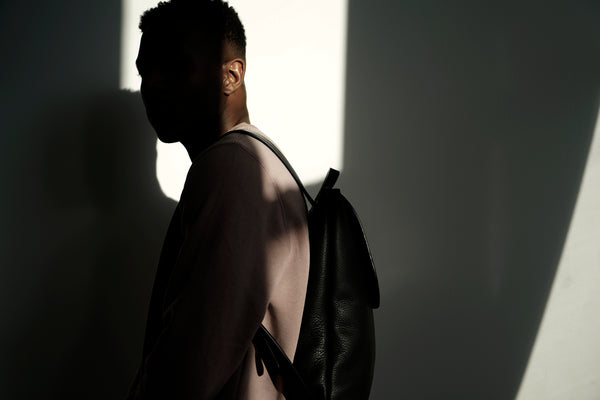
[130,123,309,400]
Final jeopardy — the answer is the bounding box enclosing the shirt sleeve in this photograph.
[138,141,292,399]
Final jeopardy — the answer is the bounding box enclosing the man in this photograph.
[127,1,310,399]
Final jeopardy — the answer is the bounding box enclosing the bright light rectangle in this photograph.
[121,0,347,200]
[515,108,600,400]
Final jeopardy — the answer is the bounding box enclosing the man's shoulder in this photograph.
[182,124,287,196]
[183,124,304,211]
[214,123,273,162]
[193,124,291,182]
[190,124,264,166]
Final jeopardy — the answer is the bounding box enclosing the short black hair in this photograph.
[139,0,246,60]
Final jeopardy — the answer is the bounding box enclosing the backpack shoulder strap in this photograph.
[224,129,316,207]
[252,325,314,400]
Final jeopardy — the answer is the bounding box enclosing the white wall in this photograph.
[120,0,348,200]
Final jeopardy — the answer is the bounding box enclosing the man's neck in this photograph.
[182,106,251,161]
[220,101,250,134]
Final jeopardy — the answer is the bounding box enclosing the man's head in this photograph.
[136,0,247,153]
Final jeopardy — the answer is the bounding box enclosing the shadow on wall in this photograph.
[341,1,600,399]
[3,90,176,400]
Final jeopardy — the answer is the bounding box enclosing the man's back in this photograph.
[130,123,309,399]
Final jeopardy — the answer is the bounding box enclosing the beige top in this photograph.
[128,123,310,400]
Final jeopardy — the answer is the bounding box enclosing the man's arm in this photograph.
[138,142,292,399]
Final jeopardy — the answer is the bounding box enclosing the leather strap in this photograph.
[252,325,314,400]
[224,129,316,207]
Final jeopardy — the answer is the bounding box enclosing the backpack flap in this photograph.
[314,168,380,309]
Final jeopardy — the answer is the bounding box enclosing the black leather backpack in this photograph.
[228,129,380,400]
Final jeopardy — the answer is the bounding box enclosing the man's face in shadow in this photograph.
[136,30,223,144]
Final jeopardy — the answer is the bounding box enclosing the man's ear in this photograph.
[222,58,245,96]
